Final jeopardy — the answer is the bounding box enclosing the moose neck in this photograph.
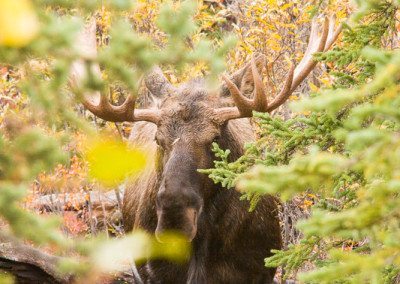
[184,119,254,283]
[219,119,253,162]
[195,118,254,234]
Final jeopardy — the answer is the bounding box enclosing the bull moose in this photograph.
[72,16,341,284]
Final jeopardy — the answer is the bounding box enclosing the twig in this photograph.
[87,192,96,235]
[130,262,143,284]
[114,185,124,212]
[114,122,124,138]
[99,194,109,239]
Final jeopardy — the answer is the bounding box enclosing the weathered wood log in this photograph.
[30,189,123,212]
[30,189,124,235]
[0,234,73,283]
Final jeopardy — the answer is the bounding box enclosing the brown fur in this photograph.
[122,65,282,283]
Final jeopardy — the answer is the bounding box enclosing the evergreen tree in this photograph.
[204,0,400,282]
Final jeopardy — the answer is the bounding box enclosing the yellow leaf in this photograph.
[85,137,146,187]
[320,77,331,86]
[309,82,319,92]
[0,0,39,47]
[281,3,294,11]
[307,193,317,199]
[271,33,282,40]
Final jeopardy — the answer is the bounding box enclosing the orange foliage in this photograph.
[62,211,89,237]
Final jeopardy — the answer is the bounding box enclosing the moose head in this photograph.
[73,17,341,242]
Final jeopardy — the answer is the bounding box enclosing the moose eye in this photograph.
[155,136,164,148]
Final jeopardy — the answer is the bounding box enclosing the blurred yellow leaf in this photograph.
[93,231,151,272]
[0,274,14,284]
[150,231,191,262]
[92,231,190,272]
[0,0,39,47]
[85,138,146,187]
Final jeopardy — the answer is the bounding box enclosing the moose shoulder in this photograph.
[72,17,341,284]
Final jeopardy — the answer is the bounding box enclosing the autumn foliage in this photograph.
[1,0,400,283]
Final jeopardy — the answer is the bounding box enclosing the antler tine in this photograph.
[81,91,137,122]
[291,17,329,92]
[267,17,331,111]
[71,19,160,124]
[303,17,320,58]
[220,54,268,117]
[251,56,268,111]
[325,15,343,51]
[222,74,254,117]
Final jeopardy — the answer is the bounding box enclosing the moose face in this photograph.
[154,88,222,242]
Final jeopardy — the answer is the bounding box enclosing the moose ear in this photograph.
[220,53,266,98]
[144,66,177,98]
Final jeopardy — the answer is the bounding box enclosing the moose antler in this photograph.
[215,16,342,121]
[71,16,341,125]
[70,19,161,124]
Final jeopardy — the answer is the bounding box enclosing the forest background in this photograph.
[1,0,400,283]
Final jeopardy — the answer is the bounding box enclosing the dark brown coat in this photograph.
[122,69,282,283]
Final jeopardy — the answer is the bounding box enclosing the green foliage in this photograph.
[317,1,395,87]
[265,237,321,278]
[205,0,400,282]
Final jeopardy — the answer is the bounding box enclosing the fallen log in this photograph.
[0,234,73,284]
[29,189,124,236]
[30,189,123,213]
[0,233,142,283]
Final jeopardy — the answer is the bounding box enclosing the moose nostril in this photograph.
[155,207,200,243]
[193,210,198,225]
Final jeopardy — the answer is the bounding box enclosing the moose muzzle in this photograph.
[155,207,199,242]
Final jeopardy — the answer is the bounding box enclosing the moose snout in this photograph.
[155,207,199,242]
